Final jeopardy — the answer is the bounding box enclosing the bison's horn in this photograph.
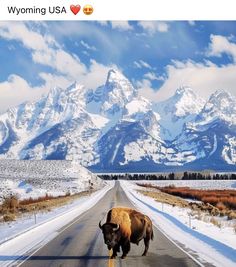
[99,220,103,229]
[113,224,120,231]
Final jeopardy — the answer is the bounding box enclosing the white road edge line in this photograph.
[16,207,92,267]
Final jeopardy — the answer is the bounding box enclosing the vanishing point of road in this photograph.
[17,181,202,267]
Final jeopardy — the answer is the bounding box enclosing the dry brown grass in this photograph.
[210,217,221,228]
[3,213,16,222]
[0,190,93,220]
[18,190,93,213]
[137,189,189,208]
[137,183,236,220]
[137,183,236,211]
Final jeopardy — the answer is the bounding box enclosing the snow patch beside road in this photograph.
[0,182,114,267]
[120,180,236,267]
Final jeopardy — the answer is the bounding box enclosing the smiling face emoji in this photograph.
[83,5,93,15]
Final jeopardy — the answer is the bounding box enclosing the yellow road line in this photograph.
[108,250,115,267]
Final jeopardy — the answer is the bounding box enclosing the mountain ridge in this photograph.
[0,69,236,171]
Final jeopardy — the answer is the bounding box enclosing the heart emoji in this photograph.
[70,5,81,15]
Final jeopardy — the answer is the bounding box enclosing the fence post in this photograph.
[33,206,36,224]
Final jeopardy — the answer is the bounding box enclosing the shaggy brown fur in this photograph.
[100,206,154,259]
[106,207,132,239]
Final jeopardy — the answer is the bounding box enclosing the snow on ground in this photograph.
[0,160,105,203]
[135,179,236,190]
[120,180,236,267]
[0,181,114,267]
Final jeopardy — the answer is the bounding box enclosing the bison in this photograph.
[99,207,154,259]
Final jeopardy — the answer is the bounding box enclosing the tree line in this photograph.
[98,172,236,180]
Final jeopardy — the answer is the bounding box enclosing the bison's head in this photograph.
[99,221,120,250]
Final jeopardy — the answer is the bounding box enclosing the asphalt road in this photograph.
[18,181,200,267]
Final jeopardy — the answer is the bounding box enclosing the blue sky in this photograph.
[1,21,236,113]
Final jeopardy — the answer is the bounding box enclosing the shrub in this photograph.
[228,211,236,220]
[2,195,19,212]
[3,213,16,222]
[210,217,221,228]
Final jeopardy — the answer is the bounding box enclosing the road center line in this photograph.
[108,250,115,267]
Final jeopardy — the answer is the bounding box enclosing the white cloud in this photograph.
[80,59,117,89]
[80,40,97,51]
[207,34,236,62]
[188,21,196,26]
[0,21,87,80]
[144,72,164,81]
[136,79,159,100]
[39,73,72,90]
[96,21,109,26]
[110,21,133,31]
[139,60,236,102]
[134,60,152,69]
[96,21,133,31]
[82,50,90,56]
[138,21,169,34]
[0,21,53,51]
[0,22,118,113]
[0,75,48,113]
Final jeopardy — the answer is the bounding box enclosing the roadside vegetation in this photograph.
[0,190,93,222]
[136,183,236,223]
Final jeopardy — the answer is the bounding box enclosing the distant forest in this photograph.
[98,172,236,180]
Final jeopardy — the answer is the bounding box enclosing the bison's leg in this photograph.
[121,240,130,259]
[142,236,150,256]
[111,244,120,259]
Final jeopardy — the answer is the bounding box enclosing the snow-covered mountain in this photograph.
[154,86,205,140]
[0,69,236,171]
[174,90,236,170]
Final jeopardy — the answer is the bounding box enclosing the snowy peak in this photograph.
[123,97,151,120]
[198,89,236,125]
[156,86,205,118]
[207,89,236,112]
[168,86,205,117]
[154,86,205,140]
[104,69,137,101]
[175,86,195,96]
[91,69,137,116]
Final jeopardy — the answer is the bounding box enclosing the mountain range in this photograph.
[0,69,236,172]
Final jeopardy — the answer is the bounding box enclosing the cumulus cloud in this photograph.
[139,59,236,102]
[0,75,48,113]
[138,21,169,34]
[0,22,49,51]
[207,34,236,62]
[32,48,87,79]
[136,79,160,100]
[0,22,118,113]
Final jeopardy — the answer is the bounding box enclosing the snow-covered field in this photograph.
[121,180,236,267]
[135,179,236,190]
[0,160,105,203]
[0,181,113,267]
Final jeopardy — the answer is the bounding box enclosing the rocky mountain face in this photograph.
[0,69,236,171]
